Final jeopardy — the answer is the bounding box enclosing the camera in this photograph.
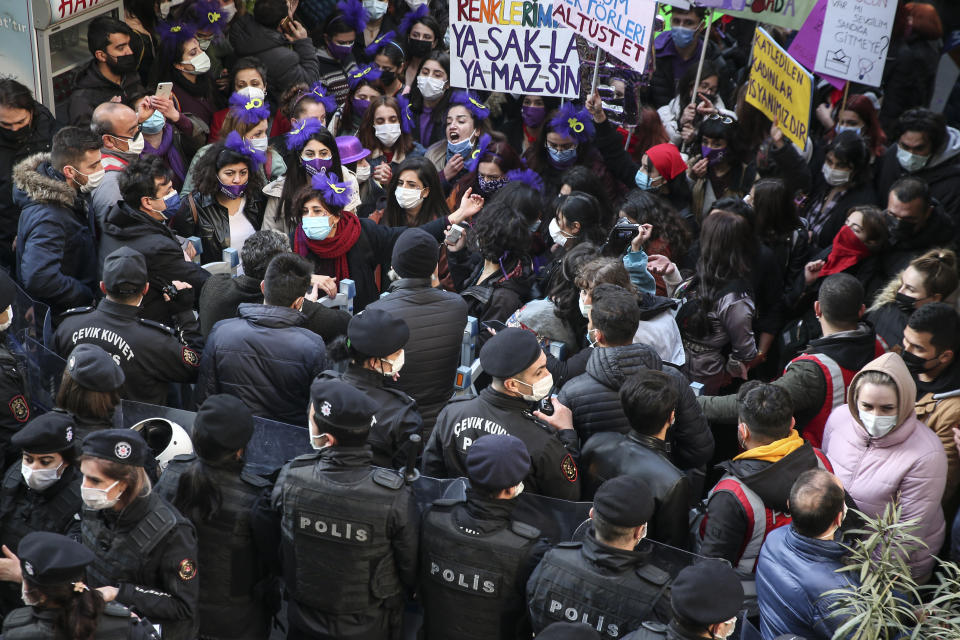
[601,221,640,257]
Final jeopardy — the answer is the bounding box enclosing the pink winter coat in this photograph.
[822,352,947,582]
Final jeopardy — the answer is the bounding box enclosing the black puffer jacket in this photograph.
[367,277,468,435]
[228,15,321,96]
[66,60,145,127]
[558,343,713,471]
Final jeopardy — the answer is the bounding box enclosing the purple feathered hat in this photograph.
[398,4,428,36]
[505,168,544,192]
[190,0,229,34]
[396,93,415,134]
[335,0,369,34]
[306,82,338,114]
[224,131,266,170]
[449,91,490,122]
[157,20,197,57]
[466,133,493,173]
[228,91,271,125]
[312,171,354,209]
[285,117,326,152]
[548,103,594,143]
[347,64,382,90]
[364,30,397,59]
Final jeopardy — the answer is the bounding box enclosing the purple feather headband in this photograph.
[506,168,543,192]
[306,82,338,114]
[191,0,229,34]
[347,64,382,90]
[466,134,493,173]
[224,131,266,170]
[364,30,397,59]
[285,117,326,151]
[335,0,369,35]
[157,20,197,57]
[549,103,594,143]
[449,91,490,121]
[228,91,271,125]
[396,94,414,134]
[312,171,354,208]
[398,4,428,35]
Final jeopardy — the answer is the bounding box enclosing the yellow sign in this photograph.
[745,27,813,149]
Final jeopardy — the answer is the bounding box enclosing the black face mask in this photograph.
[105,53,138,75]
[408,39,432,59]
[902,349,938,375]
[894,292,919,315]
[379,70,397,87]
[0,123,32,145]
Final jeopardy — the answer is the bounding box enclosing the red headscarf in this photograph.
[293,210,362,283]
[819,225,871,278]
[645,143,687,181]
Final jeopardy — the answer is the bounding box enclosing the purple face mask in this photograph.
[352,98,371,118]
[302,157,333,176]
[218,180,247,199]
[329,41,353,59]
[701,144,728,166]
[521,105,546,128]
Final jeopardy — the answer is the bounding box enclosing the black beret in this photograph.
[102,246,147,295]
[194,394,254,451]
[536,622,601,640]
[391,228,438,278]
[11,410,77,454]
[671,561,744,625]
[67,343,125,391]
[18,531,95,587]
[81,428,148,466]
[0,269,17,310]
[347,309,409,358]
[466,434,530,489]
[593,475,654,527]
[310,378,377,432]
[479,328,541,379]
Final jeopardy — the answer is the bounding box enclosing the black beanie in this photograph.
[391,228,438,279]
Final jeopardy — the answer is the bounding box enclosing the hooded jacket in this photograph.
[914,360,960,517]
[228,15,321,96]
[12,153,98,314]
[822,352,947,581]
[874,126,960,223]
[558,343,713,471]
[66,60,146,127]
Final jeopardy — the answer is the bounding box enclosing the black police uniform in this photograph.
[155,454,275,640]
[423,388,581,501]
[51,298,200,406]
[2,602,160,639]
[0,269,30,465]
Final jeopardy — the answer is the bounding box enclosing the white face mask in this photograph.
[238,86,266,102]
[395,186,424,210]
[22,462,63,492]
[374,123,402,147]
[578,292,591,319]
[859,409,898,438]
[310,432,332,451]
[219,1,237,22]
[822,164,851,186]
[417,75,446,100]
[548,217,568,247]
[21,584,40,607]
[715,616,738,640]
[511,372,553,402]
[363,0,389,19]
[182,52,211,75]
[81,479,120,510]
[0,305,13,332]
[249,137,269,152]
[355,164,371,182]
[118,132,144,156]
[406,0,428,8]
[513,482,524,497]
[380,350,405,376]
[70,167,105,193]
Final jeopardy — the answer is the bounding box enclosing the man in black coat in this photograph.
[558,285,713,471]
[102,156,209,328]
[0,79,61,272]
[368,228,468,436]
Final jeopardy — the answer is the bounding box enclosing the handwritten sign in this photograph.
[787,0,845,90]
[696,0,818,30]
[449,0,581,98]
[51,0,106,20]
[746,27,813,148]
[814,0,896,87]
[552,0,657,72]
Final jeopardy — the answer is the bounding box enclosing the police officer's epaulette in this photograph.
[640,621,669,635]
[60,306,95,316]
[1,606,34,629]
[170,453,197,463]
[102,601,135,617]
[635,561,671,586]
[241,470,272,488]
[372,467,404,489]
[289,452,322,467]
[431,497,465,508]
[554,541,582,549]
[138,318,176,335]
[510,520,541,540]
[445,394,476,405]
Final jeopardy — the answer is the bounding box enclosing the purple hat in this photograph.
[336,136,371,164]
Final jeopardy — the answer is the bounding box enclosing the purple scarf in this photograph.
[144,124,187,190]
[419,107,434,147]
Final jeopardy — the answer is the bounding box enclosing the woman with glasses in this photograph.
[687,113,755,220]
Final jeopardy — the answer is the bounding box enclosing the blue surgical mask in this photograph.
[302,215,333,240]
[897,146,930,173]
[834,124,861,136]
[671,26,697,49]
[547,146,577,168]
[141,110,166,135]
[447,138,472,156]
[635,170,656,191]
[160,190,180,217]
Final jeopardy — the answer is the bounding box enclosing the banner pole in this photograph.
[590,46,602,95]
[689,8,713,107]
[840,80,850,113]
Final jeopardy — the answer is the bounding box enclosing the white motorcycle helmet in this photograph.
[130,418,193,472]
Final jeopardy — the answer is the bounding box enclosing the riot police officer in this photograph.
[526,476,672,636]
[2,531,159,639]
[423,328,581,500]
[155,394,275,640]
[55,344,125,437]
[269,378,418,640]
[51,247,201,406]
[0,411,82,614]
[79,429,199,640]
[623,562,744,640]
[419,434,549,639]
[0,269,30,466]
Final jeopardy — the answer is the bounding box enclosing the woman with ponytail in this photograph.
[3,531,157,639]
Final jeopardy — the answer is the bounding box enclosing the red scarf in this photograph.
[820,224,871,278]
[294,211,362,283]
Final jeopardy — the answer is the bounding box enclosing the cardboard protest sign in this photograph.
[746,27,813,148]
[552,0,657,71]
[696,0,818,30]
[449,0,581,98]
[814,0,897,87]
[787,0,845,90]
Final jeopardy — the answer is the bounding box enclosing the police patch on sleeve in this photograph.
[181,347,199,367]
[178,558,197,581]
[561,454,578,483]
[8,395,29,423]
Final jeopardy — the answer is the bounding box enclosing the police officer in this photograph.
[622,562,744,640]
[419,434,549,639]
[527,476,672,636]
[51,247,201,406]
[0,411,82,614]
[79,429,199,640]
[269,378,418,640]
[318,309,423,468]
[0,269,30,466]
[2,531,159,639]
[423,328,581,500]
[154,394,275,640]
[55,344,125,437]
[538,622,603,638]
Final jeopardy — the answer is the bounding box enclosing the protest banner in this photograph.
[448,0,581,98]
[814,0,897,87]
[551,0,657,71]
[695,0,818,30]
[786,0,845,90]
[745,27,813,148]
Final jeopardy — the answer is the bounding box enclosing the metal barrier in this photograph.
[320,278,356,314]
